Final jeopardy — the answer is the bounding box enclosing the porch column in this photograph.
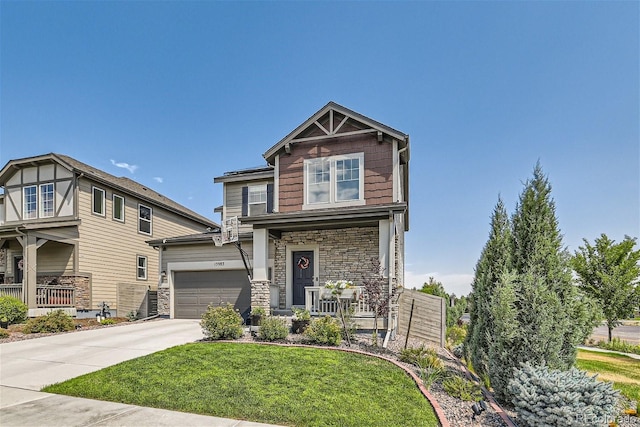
[251,227,270,312]
[23,234,38,309]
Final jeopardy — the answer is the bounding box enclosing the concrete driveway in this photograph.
[0,319,279,427]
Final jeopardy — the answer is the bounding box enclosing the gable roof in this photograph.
[263,101,410,165]
[0,153,218,229]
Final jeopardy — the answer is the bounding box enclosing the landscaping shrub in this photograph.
[446,325,467,346]
[304,315,342,346]
[442,374,483,402]
[0,295,28,325]
[100,318,116,325]
[399,346,443,369]
[0,328,9,338]
[257,317,289,341]
[597,337,640,355]
[418,366,447,390]
[200,304,244,340]
[23,310,74,334]
[508,362,620,427]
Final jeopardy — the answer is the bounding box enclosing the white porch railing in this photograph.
[0,284,22,300]
[0,285,75,308]
[305,286,375,317]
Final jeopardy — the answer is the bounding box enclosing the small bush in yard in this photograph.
[0,328,9,338]
[508,362,619,427]
[257,317,289,341]
[100,318,116,325]
[23,310,74,334]
[200,304,244,340]
[442,374,483,402]
[304,315,342,346]
[400,346,443,369]
[0,295,28,325]
[446,325,467,347]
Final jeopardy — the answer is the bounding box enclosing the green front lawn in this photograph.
[576,349,640,401]
[43,343,439,427]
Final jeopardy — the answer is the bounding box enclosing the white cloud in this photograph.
[153,177,163,183]
[110,159,138,174]
[404,270,474,297]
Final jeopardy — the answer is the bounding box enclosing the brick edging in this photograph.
[215,340,450,427]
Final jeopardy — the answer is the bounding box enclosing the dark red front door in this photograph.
[293,251,314,305]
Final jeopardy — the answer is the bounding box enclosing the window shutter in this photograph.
[266,183,274,213]
[241,186,248,216]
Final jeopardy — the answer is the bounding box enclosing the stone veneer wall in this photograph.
[273,227,379,308]
[251,280,271,313]
[158,283,170,316]
[37,274,91,310]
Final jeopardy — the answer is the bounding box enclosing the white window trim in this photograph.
[92,186,106,216]
[39,183,55,218]
[137,255,148,280]
[303,152,365,210]
[248,184,267,216]
[23,185,37,219]
[113,194,125,222]
[138,204,152,235]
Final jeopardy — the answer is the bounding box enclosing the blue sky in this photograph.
[1,1,638,296]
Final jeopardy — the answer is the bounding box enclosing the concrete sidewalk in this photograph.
[0,319,281,427]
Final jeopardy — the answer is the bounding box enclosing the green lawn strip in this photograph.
[576,349,640,401]
[43,343,439,427]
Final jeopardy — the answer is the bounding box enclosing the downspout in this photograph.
[383,212,395,348]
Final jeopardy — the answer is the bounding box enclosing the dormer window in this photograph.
[304,153,364,208]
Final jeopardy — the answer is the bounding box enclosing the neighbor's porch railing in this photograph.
[0,285,75,308]
[305,286,375,317]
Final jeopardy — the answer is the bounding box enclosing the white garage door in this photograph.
[173,270,250,319]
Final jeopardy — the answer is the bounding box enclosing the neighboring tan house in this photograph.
[0,153,218,317]
[149,102,410,332]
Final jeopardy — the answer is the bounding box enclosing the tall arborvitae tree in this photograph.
[466,197,511,378]
[483,163,599,401]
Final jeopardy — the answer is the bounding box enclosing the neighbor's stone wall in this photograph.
[158,283,170,316]
[273,227,379,308]
[37,274,91,310]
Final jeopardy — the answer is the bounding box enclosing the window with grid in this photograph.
[248,185,267,215]
[39,183,55,218]
[23,186,37,219]
[304,153,364,207]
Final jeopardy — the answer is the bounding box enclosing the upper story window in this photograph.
[23,186,37,219]
[138,204,152,235]
[113,194,125,222]
[92,187,106,216]
[241,183,273,217]
[304,153,364,208]
[22,183,55,220]
[248,185,267,215]
[39,183,55,218]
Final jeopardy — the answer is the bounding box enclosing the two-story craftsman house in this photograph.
[0,153,218,317]
[149,102,409,332]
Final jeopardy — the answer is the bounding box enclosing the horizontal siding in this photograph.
[77,177,214,310]
[37,241,74,274]
[224,180,273,234]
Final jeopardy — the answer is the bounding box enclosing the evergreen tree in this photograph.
[480,163,598,401]
[466,197,511,377]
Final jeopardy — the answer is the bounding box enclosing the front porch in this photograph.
[303,285,381,330]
